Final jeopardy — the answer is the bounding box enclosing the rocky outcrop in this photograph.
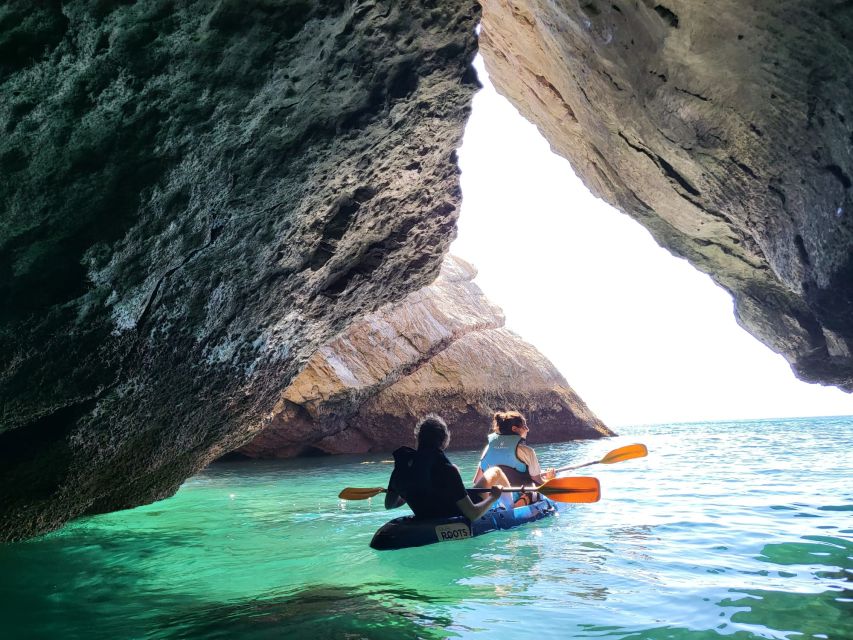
[0,1,480,542]
[235,255,611,458]
[479,0,853,391]
[4,0,852,542]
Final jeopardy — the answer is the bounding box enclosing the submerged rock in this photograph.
[479,0,853,391]
[235,255,611,458]
[0,1,480,542]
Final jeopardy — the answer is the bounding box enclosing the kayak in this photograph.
[369,497,557,550]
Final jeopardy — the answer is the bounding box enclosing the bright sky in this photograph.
[451,57,853,427]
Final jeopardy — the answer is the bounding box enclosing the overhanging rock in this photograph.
[233,255,612,458]
[480,0,853,390]
[0,1,480,542]
[3,0,852,542]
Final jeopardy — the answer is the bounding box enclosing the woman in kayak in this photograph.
[473,410,556,506]
[385,414,503,520]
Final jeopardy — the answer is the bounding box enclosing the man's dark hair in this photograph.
[415,414,451,450]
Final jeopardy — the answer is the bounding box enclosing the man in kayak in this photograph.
[385,414,503,520]
[472,411,556,506]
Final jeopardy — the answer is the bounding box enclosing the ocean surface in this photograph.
[1,416,851,639]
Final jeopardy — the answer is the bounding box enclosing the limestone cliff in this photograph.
[0,1,480,542]
[479,0,853,391]
[235,255,611,458]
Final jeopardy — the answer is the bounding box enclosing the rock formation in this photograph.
[479,0,853,391]
[234,255,611,458]
[0,1,480,542]
[3,0,852,541]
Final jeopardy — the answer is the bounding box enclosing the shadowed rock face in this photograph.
[3,0,852,541]
[233,255,612,458]
[0,1,480,542]
[479,0,853,390]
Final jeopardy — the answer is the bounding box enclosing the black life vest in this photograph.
[390,446,463,518]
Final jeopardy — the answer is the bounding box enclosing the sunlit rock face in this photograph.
[0,1,480,542]
[234,255,612,458]
[479,0,853,391]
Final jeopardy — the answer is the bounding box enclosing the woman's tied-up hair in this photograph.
[492,410,527,435]
[415,413,451,449]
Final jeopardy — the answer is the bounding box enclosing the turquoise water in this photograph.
[1,417,851,639]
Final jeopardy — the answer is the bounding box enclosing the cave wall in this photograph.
[3,0,853,542]
[234,255,612,458]
[0,0,480,542]
[479,0,853,390]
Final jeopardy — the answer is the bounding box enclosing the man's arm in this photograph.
[385,469,406,509]
[455,487,502,521]
[443,462,502,520]
[385,489,406,509]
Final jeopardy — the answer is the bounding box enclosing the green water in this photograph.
[2,417,851,639]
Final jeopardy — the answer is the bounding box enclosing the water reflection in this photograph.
[721,587,853,639]
[1,418,850,639]
[712,529,853,638]
[758,535,853,568]
[150,583,459,640]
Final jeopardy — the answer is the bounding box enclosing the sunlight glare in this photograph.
[451,56,853,427]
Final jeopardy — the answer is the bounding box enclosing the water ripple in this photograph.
[0,416,851,639]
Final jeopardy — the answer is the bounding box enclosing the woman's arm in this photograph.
[517,444,555,485]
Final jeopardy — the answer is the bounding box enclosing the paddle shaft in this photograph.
[471,486,558,493]
[341,487,539,500]
[473,477,600,503]
[555,460,597,473]
[342,476,599,501]
[555,443,648,474]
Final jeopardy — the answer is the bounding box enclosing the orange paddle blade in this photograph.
[600,444,648,464]
[338,487,386,500]
[537,476,601,503]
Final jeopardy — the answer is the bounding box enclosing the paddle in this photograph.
[338,486,387,500]
[338,476,601,504]
[520,476,601,503]
[555,443,648,474]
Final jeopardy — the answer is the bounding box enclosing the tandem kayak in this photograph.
[369,497,557,550]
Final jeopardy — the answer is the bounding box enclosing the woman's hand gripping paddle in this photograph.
[555,443,648,474]
[338,476,601,503]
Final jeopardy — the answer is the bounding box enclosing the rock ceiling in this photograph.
[480,0,853,390]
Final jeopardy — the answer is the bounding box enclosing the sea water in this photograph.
[1,417,851,639]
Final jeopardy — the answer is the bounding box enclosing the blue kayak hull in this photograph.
[369,498,557,550]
